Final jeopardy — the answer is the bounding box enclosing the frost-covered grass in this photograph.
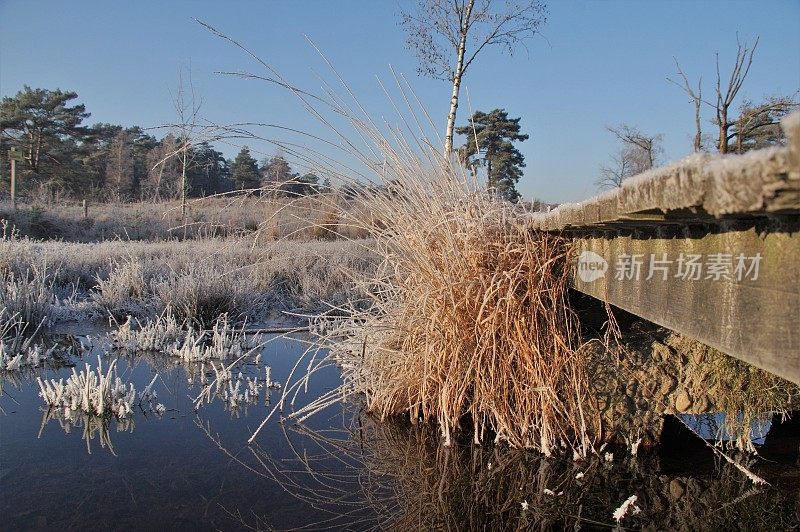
[172,315,263,362]
[0,231,377,326]
[0,225,57,331]
[108,311,280,415]
[112,312,264,362]
[0,309,74,376]
[111,310,184,352]
[1,342,61,372]
[0,267,55,330]
[92,239,374,324]
[0,195,369,243]
[37,355,160,419]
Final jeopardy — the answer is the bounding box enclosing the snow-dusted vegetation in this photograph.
[0,231,376,326]
[36,356,161,419]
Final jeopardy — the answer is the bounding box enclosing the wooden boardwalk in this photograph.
[528,113,800,385]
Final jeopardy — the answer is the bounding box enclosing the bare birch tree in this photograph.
[171,68,202,217]
[400,0,547,155]
[151,67,220,213]
[597,124,662,190]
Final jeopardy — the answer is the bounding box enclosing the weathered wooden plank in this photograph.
[527,111,800,230]
[572,225,800,385]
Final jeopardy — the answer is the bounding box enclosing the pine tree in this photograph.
[0,86,90,193]
[456,109,529,202]
[230,146,260,190]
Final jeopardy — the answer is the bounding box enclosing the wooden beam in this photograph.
[572,225,800,385]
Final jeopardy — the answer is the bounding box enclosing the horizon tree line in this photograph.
[0,86,332,203]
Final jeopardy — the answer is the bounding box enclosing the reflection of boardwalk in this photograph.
[529,113,800,385]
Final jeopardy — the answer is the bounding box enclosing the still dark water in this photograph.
[2,331,799,531]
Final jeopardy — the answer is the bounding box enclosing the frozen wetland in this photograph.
[0,323,799,530]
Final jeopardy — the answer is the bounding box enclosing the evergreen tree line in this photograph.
[0,87,325,202]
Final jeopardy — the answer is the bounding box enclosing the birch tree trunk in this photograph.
[443,0,474,156]
[181,143,188,217]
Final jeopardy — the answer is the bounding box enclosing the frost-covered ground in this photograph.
[0,230,377,329]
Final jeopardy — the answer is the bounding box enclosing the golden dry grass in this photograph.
[256,136,600,455]
[197,24,603,454]
[321,186,597,454]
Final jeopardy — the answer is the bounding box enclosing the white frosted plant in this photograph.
[1,343,61,372]
[172,314,262,362]
[111,309,183,352]
[37,356,139,419]
[0,309,67,373]
[192,360,277,414]
[612,494,641,522]
[214,373,265,413]
[137,374,166,416]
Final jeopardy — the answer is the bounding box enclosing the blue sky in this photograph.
[1,0,798,203]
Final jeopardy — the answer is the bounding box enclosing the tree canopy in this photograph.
[456,109,528,202]
[0,86,233,201]
[231,146,260,190]
[0,86,90,175]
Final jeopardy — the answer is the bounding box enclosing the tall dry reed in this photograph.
[202,29,600,455]
[310,182,596,454]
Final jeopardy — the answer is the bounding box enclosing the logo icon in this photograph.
[577,251,608,283]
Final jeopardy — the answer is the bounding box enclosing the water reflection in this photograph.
[681,412,773,446]
[32,352,280,455]
[38,406,135,455]
[205,405,800,530]
[2,330,799,530]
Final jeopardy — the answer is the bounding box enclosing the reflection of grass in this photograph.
[199,405,800,530]
[38,404,135,456]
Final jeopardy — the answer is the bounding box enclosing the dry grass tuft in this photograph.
[199,28,603,454]
[313,180,597,454]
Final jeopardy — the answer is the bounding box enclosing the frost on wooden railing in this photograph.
[528,111,799,230]
[527,112,800,385]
